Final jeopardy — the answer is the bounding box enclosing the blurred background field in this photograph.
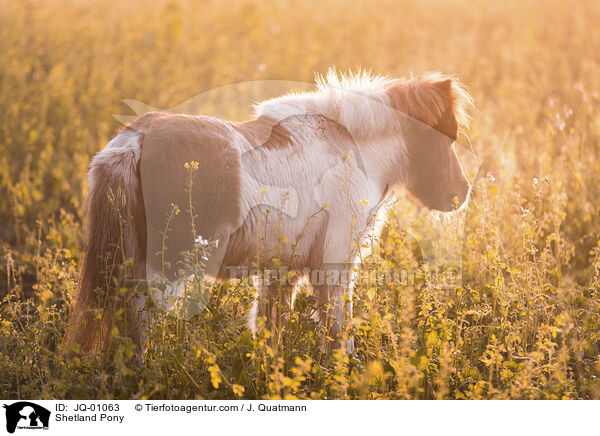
[1,0,600,399]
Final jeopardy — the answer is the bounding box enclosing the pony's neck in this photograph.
[354,135,408,197]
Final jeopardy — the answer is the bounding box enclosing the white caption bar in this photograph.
[0,400,596,436]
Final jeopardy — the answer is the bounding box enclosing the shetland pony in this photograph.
[63,69,473,358]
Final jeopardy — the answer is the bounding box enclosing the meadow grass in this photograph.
[1,0,600,399]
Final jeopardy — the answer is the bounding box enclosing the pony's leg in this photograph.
[308,218,358,353]
[125,255,152,365]
[310,269,355,354]
[249,275,296,350]
[266,282,293,350]
[128,284,151,365]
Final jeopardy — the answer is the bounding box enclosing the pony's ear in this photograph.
[387,73,472,140]
[432,78,459,139]
[433,78,452,95]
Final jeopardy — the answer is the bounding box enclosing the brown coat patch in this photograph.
[140,114,242,283]
[236,115,293,150]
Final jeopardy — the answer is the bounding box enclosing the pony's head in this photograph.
[387,73,473,212]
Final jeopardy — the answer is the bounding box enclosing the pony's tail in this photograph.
[63,130,145,356]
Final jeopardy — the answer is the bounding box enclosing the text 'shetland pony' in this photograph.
[64,69,473,359]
